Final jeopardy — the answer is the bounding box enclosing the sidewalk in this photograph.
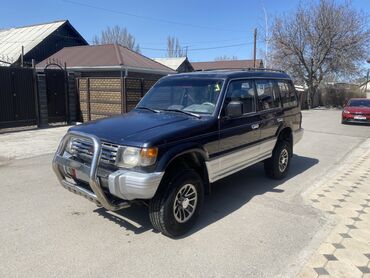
[299,140,370,277]
[0,126,69,162]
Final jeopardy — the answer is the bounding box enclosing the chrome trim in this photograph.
[53,131,130,211]
[293,128,304,145]
[206,138,277,183]
[251,123,260,129]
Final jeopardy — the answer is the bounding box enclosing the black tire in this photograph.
[149,169,204,237]
[264,140,291,180]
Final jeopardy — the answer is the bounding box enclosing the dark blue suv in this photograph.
[53,69,304,237]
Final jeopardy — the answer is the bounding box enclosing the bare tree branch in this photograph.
[214,55,238,61]
[269,0,370,107]
[92,26,140,52]
[167,36,186,57]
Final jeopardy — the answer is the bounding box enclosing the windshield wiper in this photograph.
[136,106,160,113]
[162,109,201,119]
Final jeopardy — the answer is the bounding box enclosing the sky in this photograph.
[0,0,368,63]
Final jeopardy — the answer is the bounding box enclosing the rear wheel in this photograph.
[149,169,204,237]
[264,140,291,180]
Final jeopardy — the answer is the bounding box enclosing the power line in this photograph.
[61,0,246,33]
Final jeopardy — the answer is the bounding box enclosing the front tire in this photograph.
[264,140,291,180]
[149,169,204,237]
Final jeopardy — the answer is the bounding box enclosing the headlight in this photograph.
[116,146,158,168]
[343,110,350,114]
[65,138,75,154]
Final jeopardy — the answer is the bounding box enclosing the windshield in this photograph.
[348,99,370,107]
[137,78,224,115]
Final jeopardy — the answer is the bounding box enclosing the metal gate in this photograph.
[45,68,67,123]
[0,66,37,128]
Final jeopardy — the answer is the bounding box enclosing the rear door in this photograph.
[255,79,283,156]
[277,80,301,132]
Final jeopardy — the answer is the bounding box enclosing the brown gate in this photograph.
[0,66,38,128]
[45,69,67,123]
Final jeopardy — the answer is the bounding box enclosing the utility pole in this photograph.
[253,28,257,68]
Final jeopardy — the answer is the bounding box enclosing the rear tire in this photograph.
[149,169,204,237]
[264,140,291,180]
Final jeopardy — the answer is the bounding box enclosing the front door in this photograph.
[207,79,261,182]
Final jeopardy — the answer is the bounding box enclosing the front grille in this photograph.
[71,138,118,165]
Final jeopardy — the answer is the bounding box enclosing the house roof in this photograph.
[36,44,175,74]
[0,20,86,66]
[191,59,263,71]
[152,57,193,71]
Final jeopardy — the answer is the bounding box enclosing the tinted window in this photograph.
[224,80,256,114]
[255,80,281,110]
[278,80,298,107]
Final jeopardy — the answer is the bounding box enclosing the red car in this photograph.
[342,98,370,124]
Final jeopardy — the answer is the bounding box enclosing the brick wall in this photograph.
[78,76,159,122]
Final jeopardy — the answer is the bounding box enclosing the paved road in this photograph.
[0,110,369,278]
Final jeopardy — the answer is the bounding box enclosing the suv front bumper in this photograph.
[52,131,164,211]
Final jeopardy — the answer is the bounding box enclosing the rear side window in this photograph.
[278,80,298,107]
[255,80,281,110]
[224,80,256,114]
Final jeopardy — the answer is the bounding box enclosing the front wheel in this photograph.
[149,169,204,237]
[264,140,291,180]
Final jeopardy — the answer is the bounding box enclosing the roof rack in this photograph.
[200,68,286,73]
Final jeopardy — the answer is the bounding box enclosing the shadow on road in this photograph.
[94,154,319,237]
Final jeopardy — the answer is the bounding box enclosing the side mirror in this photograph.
[225,101,243,118]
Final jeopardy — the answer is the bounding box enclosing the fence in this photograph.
[0,67,38,128]
[78,77,157,122]
[0,65,78,129]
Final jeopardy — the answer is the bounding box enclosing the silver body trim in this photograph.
[108,170,164,200]
[52,131,164,211]
[206,138,277,183]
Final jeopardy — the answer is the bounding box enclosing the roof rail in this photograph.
[199,68,286,73]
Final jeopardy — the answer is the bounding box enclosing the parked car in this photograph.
[342,98,370,124]
[53,69,304,237]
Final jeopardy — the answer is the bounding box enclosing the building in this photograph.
[0,20,87,67]
[37,44,175,78]
[191,59,264,71]
[152,57,193,72]
[36,44,175,121]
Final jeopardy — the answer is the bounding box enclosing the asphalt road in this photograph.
[1,109,369,278]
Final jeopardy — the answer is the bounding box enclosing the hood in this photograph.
[344,106,370,114]
[69,110,213,146]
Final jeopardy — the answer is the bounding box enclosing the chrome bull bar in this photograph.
[52,131,130,211]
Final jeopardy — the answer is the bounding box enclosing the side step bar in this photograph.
[52,131,130,211]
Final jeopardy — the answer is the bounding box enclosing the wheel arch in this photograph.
[156,145,210,194]
[276,126,293,155]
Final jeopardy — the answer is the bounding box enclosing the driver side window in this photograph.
[224,80,256,114]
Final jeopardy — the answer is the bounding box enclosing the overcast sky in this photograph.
[0,0,368,63]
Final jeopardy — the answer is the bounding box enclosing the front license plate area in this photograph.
[75,169,90,183]
[354,116,366,120]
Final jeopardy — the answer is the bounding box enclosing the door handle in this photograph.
[277,117,283,123]
[251,124,260,130]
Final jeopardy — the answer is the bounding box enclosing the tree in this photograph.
[92,26,140,52]
[270,0,370,107]
[167,36,186,57]
[214,55,238,61]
